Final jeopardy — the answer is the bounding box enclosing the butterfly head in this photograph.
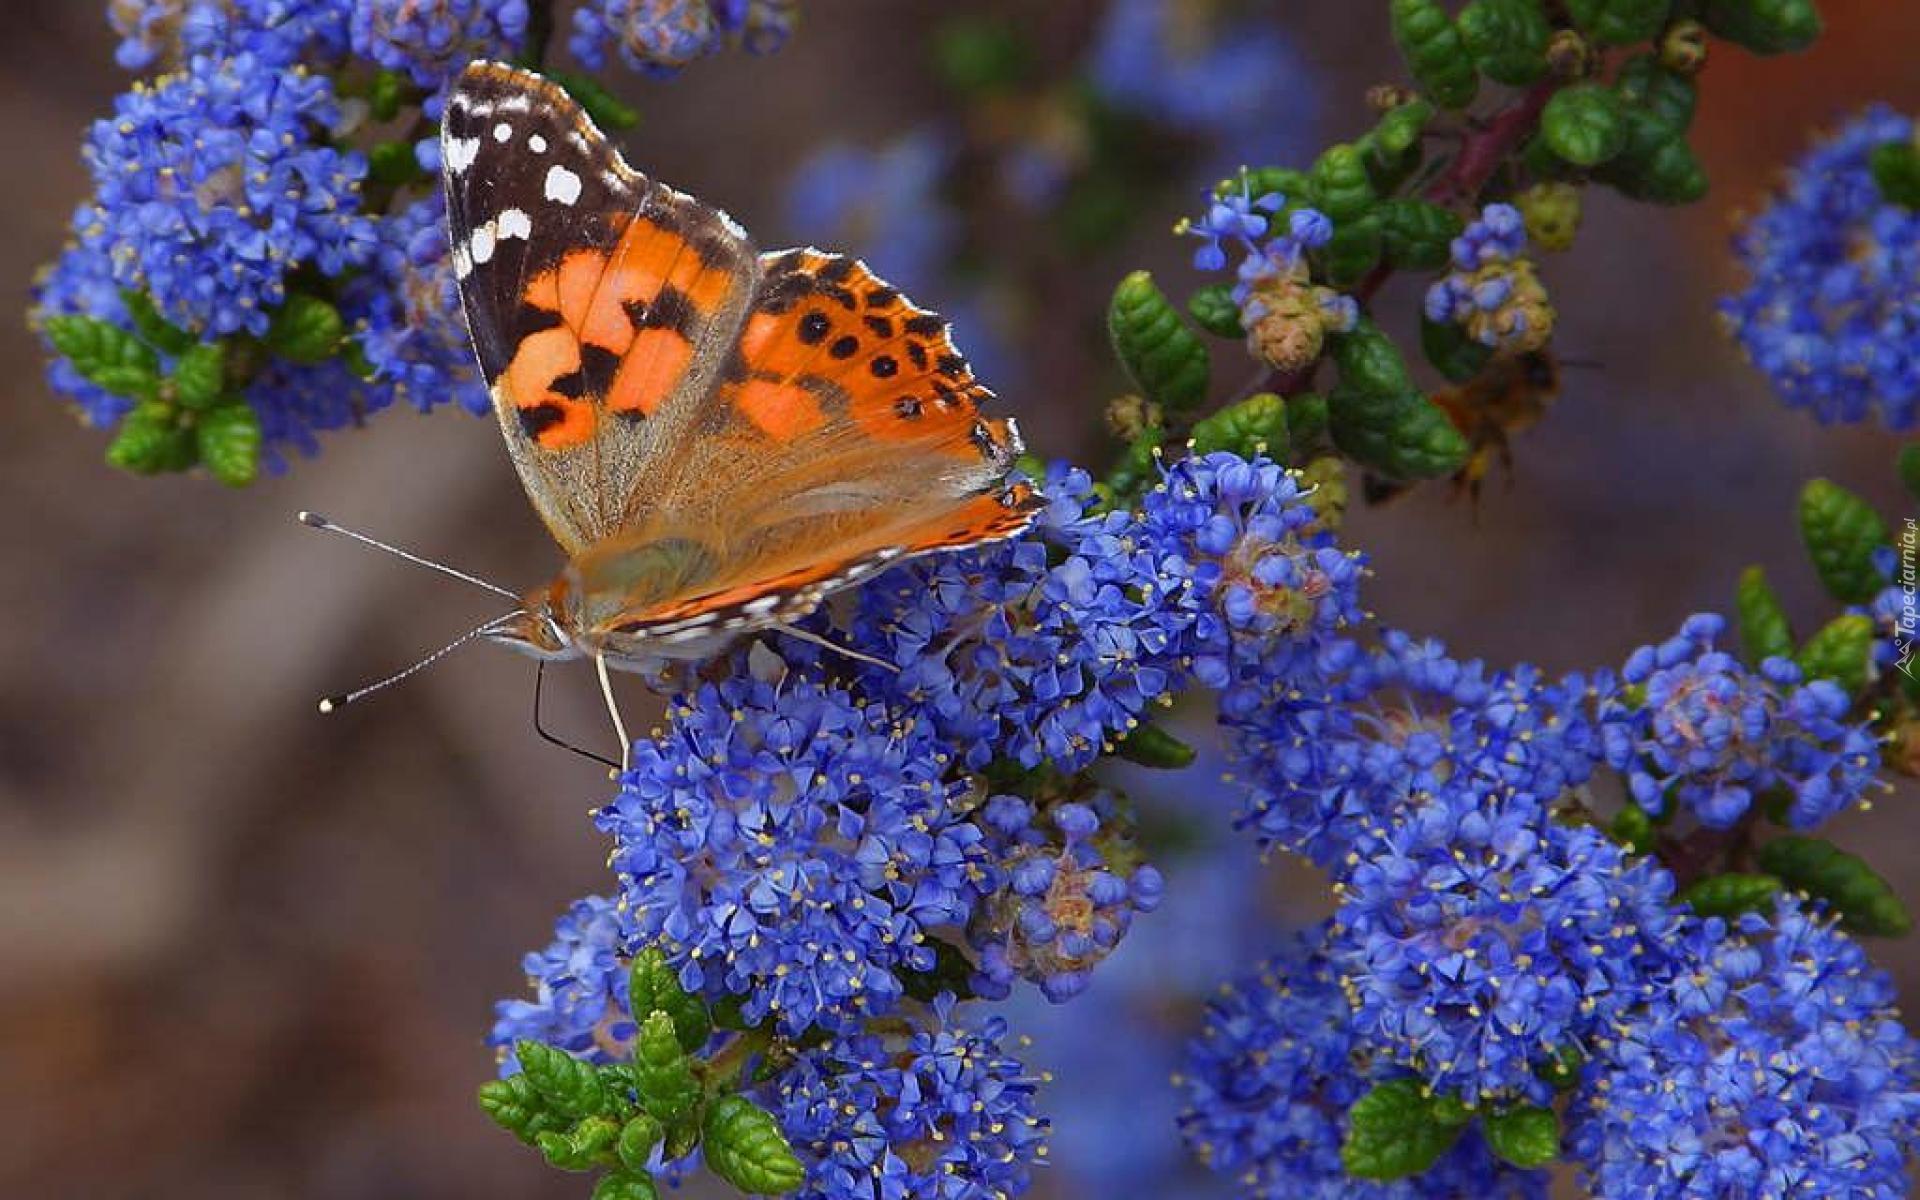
[486,584,579,661]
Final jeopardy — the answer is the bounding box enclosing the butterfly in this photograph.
[427,62,1042,725]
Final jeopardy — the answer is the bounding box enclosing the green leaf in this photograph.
[1330,321,1415,397]
[45,314,161,401]
[1534,1046,1585,1092]
[933,18,1030,94]
[1542,84,1629,167]
[1679,872,1782,919]
[1310,144,1377,223]
[196,402,261,488]
[1114,722,1200,769]
[1795,613,1875,696]
[1378,199,1465,271]
[627,949,712,1055]
[1609,803,1656,854]
[1191,392,1290,459]
[1871,140,1920,209]
[1614,54,1698,132]
[479,1075,559,1145]
[1389,0,1479,110]
[516,1040,610,1120]
[1319,214,1384,288]
[593,1170,662,1200]
[546,69,640,129]
[1566,0,1671,44]
[632,1012,701,1123]
[1798,478,1891,603]
[536,1115,622,1171]
[1372,98,1437,157]
[1458,0,1552,85]
[1595,106,1708,204]
[1484,1105,1560,1169]
[1102,429,1164,505]
[1287,393,1330,446]
[264,294,347,364]
[1757,836,1911,936]
[1735,565,1796,664]
[106,402,195,475]
[1900,444,1920,502]
[120,290,196,356]
[1108,272,1210,414]
[1421,316,1494,384]
[1187,285,1244,338]
[702,1095,806,1195]
[170,342,227,411]
[1329,387,1470,482]
[1703,0,1824,54]
[1342,1079,1468,1180]
[617,1113,665,1171]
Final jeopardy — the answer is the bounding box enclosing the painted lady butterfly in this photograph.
[438,61,1042,680]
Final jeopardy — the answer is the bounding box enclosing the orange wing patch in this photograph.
[723,250,1020,470]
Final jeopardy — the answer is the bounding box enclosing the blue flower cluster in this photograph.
[1424,202,1555,355]
[1184,182,1358,373]
[1721,106,1919,430]
[1598,613,1879,829]
[1178,925,1548,1198]
[349,0,530,87]
[570,0,797,75]
[1571,898,1920,1199]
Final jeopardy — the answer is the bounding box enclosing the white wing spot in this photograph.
[444,136,480,174]
[451,243,473,280]
[545,164,583,206]
[528,133,548,153]
[496,208,533,241]
[743,595,783,615]
[470,225,496,266]
[492,121,513,143]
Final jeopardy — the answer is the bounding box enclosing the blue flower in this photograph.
[489,895,636,1068]
[762,995,1049,1200]
[570,0,796,75]
[1424,203,1554,354]
[30,238,139,427]
[76,52,376,340]
[595,674,995,1036]
[1184,183,1282,271]
[348,0,531,89]
[343,194,489,416]
[1721,106,1920,430]
[967,796,1164,1003]
[1569,898,1920,1198]
[1599,613,1880,830]
[1332,783,1682,1103]
[1179,924,1548,1198]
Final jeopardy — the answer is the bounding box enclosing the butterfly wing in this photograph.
[441,61,760,555]
[567,250,1042,647]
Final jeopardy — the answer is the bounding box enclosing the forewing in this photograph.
[441,61,759,554]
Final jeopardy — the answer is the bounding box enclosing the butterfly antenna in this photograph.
[532,661,622,771]
[318,611,522,713]
[296,511,521,602]
[772,625,901,674]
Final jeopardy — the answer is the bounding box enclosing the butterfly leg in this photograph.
[595,652,632,772]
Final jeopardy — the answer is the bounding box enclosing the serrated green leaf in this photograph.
[1595,106,1708,204]
[1609,803,1656,854]
[1757,836,1911,936]
[1187,285,1243,338]
[702,1095,806,1195]
[120,290,196,356]
[627,949,712,1054]
[1735,565,1795,664]
[593,1171,662,1200]
[1329,387,1470,482]
[1342,1079,1467,1181]
[478,1075,549,1144]
[1310,144,1376,223]
[1109,272,1210,413]
[1679,872,1782,919]
[1320,213,1384,287]
[1484,1104,1560,1169]
[1899,444,1920,502]
[1542,84,1629,167]
[265,294,347,364]
[1114,722,1199,769]
[1795,613,1875,696]
[170,342,227,410]
[1378,199,1465,271]
[1458,0,1552,85]
[1330,322,1415,397]
[1373,98,1437,156]
[1191,392,1290,460]
[1421,317,1494,384]
[616,1113,665,1171]
[196,403,261,488]
[516,1040,610,1120]
[632,1013,701,1123]
[1799,478,1891,603]
[106,402,196,475]
[536,1115,622,1171]
[545,69,639,129]
[1390,0,1479,110]
[1615,54,1698,132]
[1872,141,1920,209]
[1221,167,1317,208]
[45,314,161,401]
[1566,0,1671,44]
[1703,0,1823,54]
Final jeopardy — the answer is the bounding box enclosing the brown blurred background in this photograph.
[3,2,1918,1197]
